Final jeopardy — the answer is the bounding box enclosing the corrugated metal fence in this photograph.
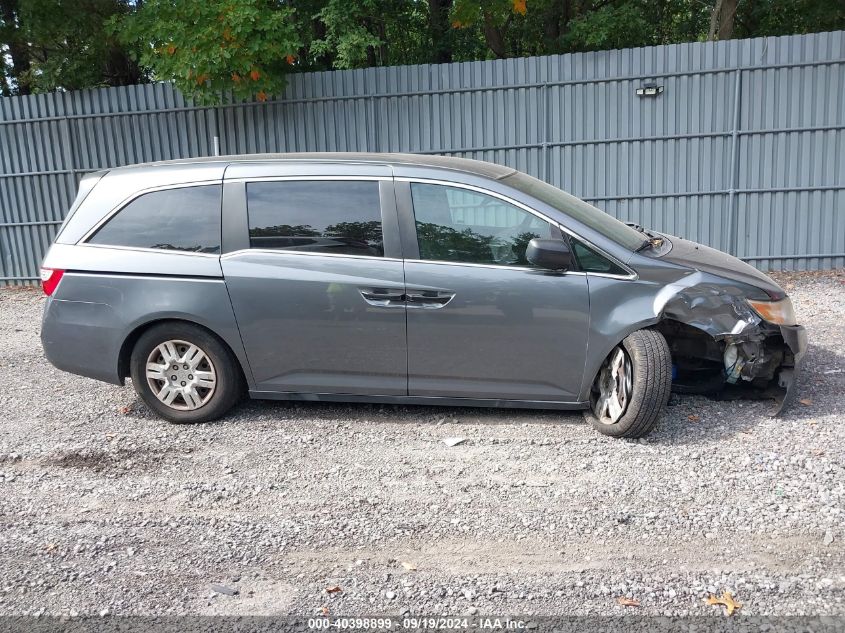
[1,31,843,283]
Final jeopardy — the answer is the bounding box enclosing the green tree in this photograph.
[732,0,845,38]
[310,0,428,69]
[1,0,33,94]
[4,0,844,98]
[563,0,842,51]
[451,0,528,58]
[0,55,9,96]
[21,0,142,92]
[114,0,301,103]
[428,0,454,63]
[1,0,141,94]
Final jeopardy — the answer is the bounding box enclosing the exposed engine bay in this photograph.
[654,280,806,414]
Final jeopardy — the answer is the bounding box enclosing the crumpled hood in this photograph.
[659,235,785,299]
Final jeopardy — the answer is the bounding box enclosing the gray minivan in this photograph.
[40,153,806,438]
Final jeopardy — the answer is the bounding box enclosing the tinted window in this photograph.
[571,239,629,275]
[501,171,647,251]
[88,185,221,254]
[411,183,552,266]
[247,181,384,257]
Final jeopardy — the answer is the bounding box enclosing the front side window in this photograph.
[410,183,552,266]
[247,180,384,257]
[571,239,629,275]
[87,185,221,253]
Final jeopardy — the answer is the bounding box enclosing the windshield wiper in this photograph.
[635,238,653,252]
[635,235,665,252]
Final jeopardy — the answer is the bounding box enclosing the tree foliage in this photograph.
[565,0,708,51]
[310,0,428,69]
[1,0,843,101]
[450,0,528,58]
[0,0,141,95]
[23,0,141,91]
[114,0,300,103]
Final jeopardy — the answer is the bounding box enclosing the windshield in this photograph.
[502,172,646,251]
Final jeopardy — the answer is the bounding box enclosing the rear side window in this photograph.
[87,185,221,254]
[246,180,384,257]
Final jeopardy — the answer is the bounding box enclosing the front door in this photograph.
[222,173,407,395]
[399,181,590,402]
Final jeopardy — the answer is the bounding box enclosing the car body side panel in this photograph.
[43,243,223,278]
[404,262,590,400]
[578,275,666,401]
[249,391,588,409]
[221,252,408,395]
[578,265,750,402]
[218,171,408,396]
[53,171,106,242]
[577,257,722,401]
[41,267,254,388]
[392,173,591,401]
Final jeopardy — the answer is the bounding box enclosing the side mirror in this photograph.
[526,238,572,271]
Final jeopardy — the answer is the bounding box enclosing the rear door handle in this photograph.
[359,288,406,307]
[405,291,455,309]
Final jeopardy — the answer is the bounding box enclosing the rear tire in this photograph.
[584,329,672,438]
[129,322,243,423]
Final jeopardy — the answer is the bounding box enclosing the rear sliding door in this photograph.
[220,164,407,396]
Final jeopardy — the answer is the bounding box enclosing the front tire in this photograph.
[584,329,672,438]
[129,322,243,423]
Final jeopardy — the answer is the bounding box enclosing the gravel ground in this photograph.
[0,270,843,619]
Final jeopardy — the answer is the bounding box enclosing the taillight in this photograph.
[40,268,64,296]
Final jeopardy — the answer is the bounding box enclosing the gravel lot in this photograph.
[0,270,843,618]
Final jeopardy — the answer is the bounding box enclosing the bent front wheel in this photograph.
[584,329,672,438]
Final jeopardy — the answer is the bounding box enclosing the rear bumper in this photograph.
[41,296,124,385]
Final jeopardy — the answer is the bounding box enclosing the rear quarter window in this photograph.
[86,185,222,254]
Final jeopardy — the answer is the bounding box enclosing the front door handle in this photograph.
[359,288,405,307]
[405,291,455,309]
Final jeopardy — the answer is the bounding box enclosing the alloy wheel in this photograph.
[592,346,633,425]
[145,339,217,410]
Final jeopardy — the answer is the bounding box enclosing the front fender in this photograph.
[581,270,806,414]
[579,274,667,401]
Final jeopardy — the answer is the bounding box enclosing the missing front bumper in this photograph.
[723,323,807,416]
[772,323,808,415]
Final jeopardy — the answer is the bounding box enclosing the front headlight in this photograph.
[747,297,797,326]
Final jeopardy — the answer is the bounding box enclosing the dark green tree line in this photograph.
[1,0,842,100]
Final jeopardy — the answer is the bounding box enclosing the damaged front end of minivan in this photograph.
[654,278,807,415]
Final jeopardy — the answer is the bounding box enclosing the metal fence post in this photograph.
[212,103,222,156]
[369,94,378,152]
[727,68,743,256]
[541,80,550,184]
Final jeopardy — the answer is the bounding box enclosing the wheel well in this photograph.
[653,319,725,385]
[585,322,726,400]
[118,318,247,385]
